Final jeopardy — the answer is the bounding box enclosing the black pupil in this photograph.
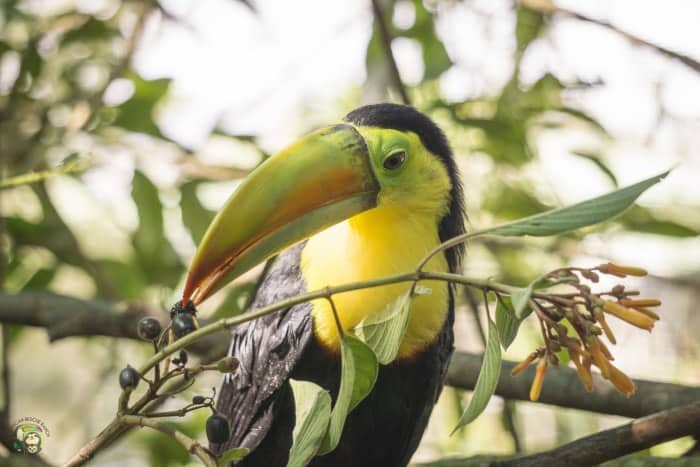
[384,151,406,170]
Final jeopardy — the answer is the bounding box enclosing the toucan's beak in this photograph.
[182,124,379,305]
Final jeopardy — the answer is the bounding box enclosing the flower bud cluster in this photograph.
[511,263,660,400]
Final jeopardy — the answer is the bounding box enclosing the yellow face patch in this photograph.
[300,127,454,359]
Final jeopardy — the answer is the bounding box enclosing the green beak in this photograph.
[182,124,379,305]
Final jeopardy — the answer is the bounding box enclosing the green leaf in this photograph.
[484,171,669,237]
[218,447,249,465]
[180,181,216,243]
[515,6,545,54]
[405,0,452,80]
[132,171,164,255]
[62,18,113,44]
[495,295,521,350]
[453,318,502,431]
[288,381,332,467]
[510,286,533,319]
[319,335,377,455]
[620,205,699,238]
[556,107,610,136]
[354,292,412,364]
[131,171,182,287]
[112,72,170,137]
[571,151,618,187]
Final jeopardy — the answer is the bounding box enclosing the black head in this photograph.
[344,103,466,273]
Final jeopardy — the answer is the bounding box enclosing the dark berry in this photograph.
[206,414,230,444]
[119,367,139,390]
[170,300,197,317]
[137,317,162,341]
[178,350,188,365]
[192,395,205,405]
[172,313,196,339]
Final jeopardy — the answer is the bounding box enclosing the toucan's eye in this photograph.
[383,151,406,170]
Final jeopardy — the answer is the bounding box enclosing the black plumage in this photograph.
[212,104,465,466]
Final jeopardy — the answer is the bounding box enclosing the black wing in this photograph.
[212,242,312,462]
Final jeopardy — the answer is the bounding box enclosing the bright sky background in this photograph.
[128,0,700,271]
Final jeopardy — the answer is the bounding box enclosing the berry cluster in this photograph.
[115,302,238,447]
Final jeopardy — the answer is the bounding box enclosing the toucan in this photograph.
[182,103,466,466]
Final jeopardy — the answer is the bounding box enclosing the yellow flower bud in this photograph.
[602,301,656,331]
[599,263,648,277]
[597,338,614,361]
[596,313,616,345]
[607,362,636,397]
[589,339,610,379]
[511,354,536,376]
[529,359,548,402]
[636,307,660,320]
[570,348,593,392]
[620,299,661,308]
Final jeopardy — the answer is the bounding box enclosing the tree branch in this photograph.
[518,0,700,74]
[370,0,411,105]
[0,292,150,341]
[495,400,700,467]
[447,352,700,419]
[0,291,229,359]
[2,290,697,421]
[416,455,700,467]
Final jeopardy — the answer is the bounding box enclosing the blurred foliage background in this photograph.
[0,0,699,465]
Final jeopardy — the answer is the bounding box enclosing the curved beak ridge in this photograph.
[183,124,379,305]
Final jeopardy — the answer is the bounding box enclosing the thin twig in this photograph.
[370,0,411,105]
[0,159,89,190]
[517,0,700,74]
[141,403,211,419]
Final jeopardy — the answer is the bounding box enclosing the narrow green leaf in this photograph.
[485,171,669,237]
[621,205,699,238]
[318,336,378,455]
[347,337,378,412]
[515,6,545,54]
[510,286,533,319]
[132,171,164,255]
[495,295,521,350]
[131,171,182,286]
[453,318,502,431]
[354,292,412,364]
[218,447,249,465]
[180,181,216,243]
[287,381,331,467]
[556,107,610,136]
[113,72,170,137]
[571,150,618,187]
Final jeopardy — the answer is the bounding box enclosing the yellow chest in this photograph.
[300,206,449,359]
